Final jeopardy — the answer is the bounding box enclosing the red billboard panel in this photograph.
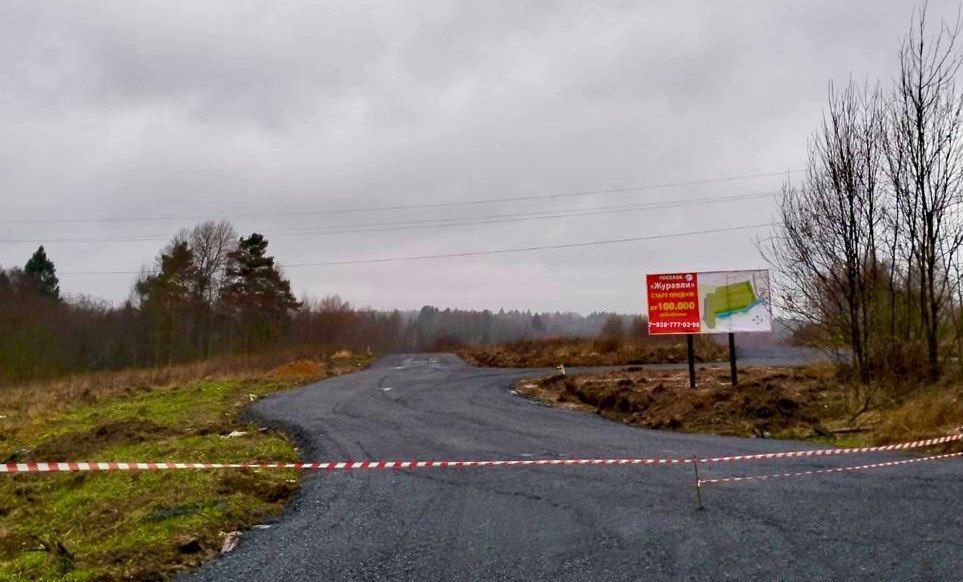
[646,272,700,335]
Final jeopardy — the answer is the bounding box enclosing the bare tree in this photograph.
[175,220,238,305]
[169,220,239,357]
[765,80,886,387]
[599,314,625,341]
[885,4,963,381]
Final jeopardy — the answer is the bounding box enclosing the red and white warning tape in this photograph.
[1,432,959,474]
[696,433,962,463]
[699,451,963,485]
[0,457,694,474]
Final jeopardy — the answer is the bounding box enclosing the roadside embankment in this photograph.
[0,349,372,580]
[517,365,963,446]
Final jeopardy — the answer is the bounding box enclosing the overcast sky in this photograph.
[1,1,957,313]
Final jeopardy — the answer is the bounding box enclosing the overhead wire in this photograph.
[57,222,773,275]
[1,169,796,224]
[9,169,785,277]
[0,190,776,244]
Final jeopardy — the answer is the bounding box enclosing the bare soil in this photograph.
[266,359,327,381]
[27,419,177,461]
[518,365,963,445]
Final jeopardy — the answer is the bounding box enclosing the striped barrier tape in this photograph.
[699,451,963,485]
[696,433,962,463]
[1,458,695,473]
[0,431,959,474]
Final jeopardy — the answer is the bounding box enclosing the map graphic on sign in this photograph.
[646,270,771,335]
[702,281,760,328]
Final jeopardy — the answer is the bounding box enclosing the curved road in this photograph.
[188,354,962,581]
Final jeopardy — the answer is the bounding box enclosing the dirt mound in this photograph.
[217,471,298,503]
[265,360,326,380]
[28,419,176,461]
[522,366,843,438]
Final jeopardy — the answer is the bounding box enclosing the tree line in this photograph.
[0,224,637,385]
[767,6,963,389]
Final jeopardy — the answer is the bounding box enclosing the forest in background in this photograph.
[0,220,644,386]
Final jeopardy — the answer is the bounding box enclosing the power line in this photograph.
[286,223,772,267]
[57,222,772,275]
[1,169,797,224]
[0,190,776,244]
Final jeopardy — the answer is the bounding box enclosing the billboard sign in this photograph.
[646,270,771,335]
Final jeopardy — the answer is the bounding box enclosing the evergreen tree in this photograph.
[24,246,60,299]
[221,233,299,348]
[135,241,198,310]
[135,241,200,363]
[531,314,546,332]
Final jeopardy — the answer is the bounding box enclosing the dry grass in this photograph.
[0,345,350,432]
[459,336,727,368]
[874,384,963,445]
[0,349,374,580]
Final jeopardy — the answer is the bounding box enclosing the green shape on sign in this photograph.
[703,281,759,328]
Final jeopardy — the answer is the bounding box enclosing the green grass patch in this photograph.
[0,356,371,580]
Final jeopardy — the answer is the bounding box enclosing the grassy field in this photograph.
[458,336,726,368]
[517,365,963,447]
[0,350,371,580]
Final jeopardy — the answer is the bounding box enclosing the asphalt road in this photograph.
[187,354,963,581]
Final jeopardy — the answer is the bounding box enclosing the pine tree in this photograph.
[221,233,299,348]
[24,246,60,299]
[531,313,546,332]
[135,242,198,310]
[135,241,200,363]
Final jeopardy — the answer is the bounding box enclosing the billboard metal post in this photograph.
[686,334,696,388]
[728,332,738,386]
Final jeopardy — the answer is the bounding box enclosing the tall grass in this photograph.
[0,344,352,425]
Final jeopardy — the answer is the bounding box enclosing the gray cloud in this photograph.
[0,0,955,312]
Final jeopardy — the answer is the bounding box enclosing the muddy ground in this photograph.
[516,365,962,443]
